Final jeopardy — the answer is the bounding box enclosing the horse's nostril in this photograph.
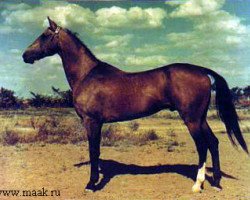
[22,52,27,60]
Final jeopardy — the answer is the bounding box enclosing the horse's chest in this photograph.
[74,86,110,117]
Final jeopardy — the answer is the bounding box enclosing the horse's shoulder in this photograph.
[75,63,121,92]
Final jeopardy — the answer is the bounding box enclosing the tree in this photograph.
[29,92,55,107]
[28,88,73,108]
[52,86,73,107]
[243,86,250,99]
[230,87,242,103]
[0,87,19,109]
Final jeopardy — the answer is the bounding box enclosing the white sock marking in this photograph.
[197,162,206,182]
[192,162,206,192]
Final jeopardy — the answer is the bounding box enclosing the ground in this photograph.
[0,109,249,200]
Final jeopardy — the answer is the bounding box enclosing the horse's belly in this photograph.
[102,97,167,122]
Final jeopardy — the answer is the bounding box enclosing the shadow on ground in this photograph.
[74,159,236,191]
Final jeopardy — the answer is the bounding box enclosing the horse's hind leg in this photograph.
[184,120,208,193]
[202,120,222,190]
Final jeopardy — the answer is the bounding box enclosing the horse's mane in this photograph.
[65,28,97,60]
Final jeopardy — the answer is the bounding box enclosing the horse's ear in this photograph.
[47,17,57,32]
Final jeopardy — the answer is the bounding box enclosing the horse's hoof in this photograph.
[212,180,222,192]
[85,183,96,193]
[192,183,203,193]
[212,185,222,192]
[84,188,94,193]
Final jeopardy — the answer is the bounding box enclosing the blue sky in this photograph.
[0,0,249,97]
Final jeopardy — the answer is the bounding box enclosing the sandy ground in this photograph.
[0,130,249,200]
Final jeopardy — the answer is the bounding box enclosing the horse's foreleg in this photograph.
[185,121,208,193]
[83,117,102,192]
[202,121,222,190]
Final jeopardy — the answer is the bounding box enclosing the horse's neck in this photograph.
[58,35,98,90]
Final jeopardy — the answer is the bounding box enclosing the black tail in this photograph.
[210,72,248,154]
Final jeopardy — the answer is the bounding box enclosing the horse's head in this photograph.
[22,17,61,64]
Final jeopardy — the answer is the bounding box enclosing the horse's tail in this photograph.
[208,71,248,154]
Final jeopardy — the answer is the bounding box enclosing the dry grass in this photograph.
[242,125,250,133]
[151,111,180,119]
[34,116,86,144]
[0,111,160,146]
[0,108,249,200]
[128,121,140,132]
[101,124,125,146]
[101,124,159,146]
[0,113,86,145]
[164,129,186,152]
[1,128,20,145]
[0,108,249,147]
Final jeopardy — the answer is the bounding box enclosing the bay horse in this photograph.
[23,17,248,193]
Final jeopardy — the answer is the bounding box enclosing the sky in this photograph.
[0,0,249,97]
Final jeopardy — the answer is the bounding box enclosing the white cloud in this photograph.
[170,0,225,17]
[226,36,242,45]
[46,56,62,67]
[168,0,248,46]
[0,2,167,35]
[96,53,121,64]
[0,26,15,34]
[165,0,250,79]
[96,6,166,28]
[9,49,21,54]
[94,52,169,69]
[215,15,246,35]
[3,3,31,11]
[135,44,168,54]
[194,11,247,35]
[167,8,249,51]
[0,2,96,34]
[165,0,188,7]
[125,55,169,67]
[48,75,57,80]
[103,34,132,48]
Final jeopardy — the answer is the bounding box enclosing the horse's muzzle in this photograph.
[22,52,34,64]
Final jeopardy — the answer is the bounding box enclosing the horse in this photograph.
[22,17,248,193]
